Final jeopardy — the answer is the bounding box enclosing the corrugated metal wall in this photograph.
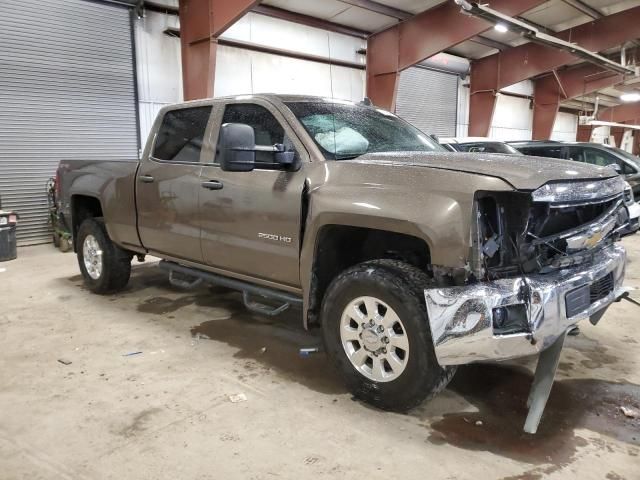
[0,0,138,245]
[395,67,458,137]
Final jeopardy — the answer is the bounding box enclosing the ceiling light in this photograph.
[620,93,640,102]
[494,23,508,33]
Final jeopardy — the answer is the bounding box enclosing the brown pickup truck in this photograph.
[57,94,631,433]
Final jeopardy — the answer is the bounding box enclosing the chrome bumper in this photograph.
[424,244,627,366]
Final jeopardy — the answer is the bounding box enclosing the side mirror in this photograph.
[609,163,622,174]
[217,123,256,172]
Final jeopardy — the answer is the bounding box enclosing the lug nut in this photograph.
[377,326,384,333]
[369,320,375,327]
[382,348,387,354]
[383,337,389,344]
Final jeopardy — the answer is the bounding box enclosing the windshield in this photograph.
[285,101,444,160]
[455,142,522,155]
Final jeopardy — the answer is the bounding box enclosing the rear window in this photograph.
[153,106,212,163]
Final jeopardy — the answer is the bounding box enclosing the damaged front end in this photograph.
[424,176,630,433]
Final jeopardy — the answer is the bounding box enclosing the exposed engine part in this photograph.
[472,180,626,281]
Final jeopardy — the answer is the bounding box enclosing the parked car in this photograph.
[439,137,523,155]
[57,94,631,433]
[509,141,640,195]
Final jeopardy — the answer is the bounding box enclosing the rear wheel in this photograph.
[321,259,456,412]
[76,219,132,294]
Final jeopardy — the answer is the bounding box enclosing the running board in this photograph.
[158,261,302,314]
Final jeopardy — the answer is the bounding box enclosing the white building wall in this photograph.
[215,12,366,101]
[550,112,578,141]
[134,10,182,147]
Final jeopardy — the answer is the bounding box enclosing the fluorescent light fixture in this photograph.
[620,93,640,102]
[494,23,508,33]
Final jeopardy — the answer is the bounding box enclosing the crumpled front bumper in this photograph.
[424,244,627,366]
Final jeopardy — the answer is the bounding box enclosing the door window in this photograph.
[153,106,212,163]
[584,148,619,167]
[567,147,586,162]
[219,104,293,169]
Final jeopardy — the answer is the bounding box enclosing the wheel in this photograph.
[76,218,132,294]
[320,259,456,412]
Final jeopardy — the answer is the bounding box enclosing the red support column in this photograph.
[179,0,258,100]
[468,55,499,137]
[576,125,593,142]
[532,75,562,140]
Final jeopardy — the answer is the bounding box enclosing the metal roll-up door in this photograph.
[0,0,138,246]
[396,67,458,137]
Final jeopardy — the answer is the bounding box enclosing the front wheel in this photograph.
[321,260,456,412]
[76,219,132,294]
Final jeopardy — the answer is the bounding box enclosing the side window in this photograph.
[584,148,616,167]
[568,147,585,162]
[219,104,292,168]
[620,161,637,174]
[153,106,212,163]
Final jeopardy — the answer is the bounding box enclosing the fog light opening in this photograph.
[492,304,530,335]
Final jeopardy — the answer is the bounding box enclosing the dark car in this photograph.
[509,141,640,195]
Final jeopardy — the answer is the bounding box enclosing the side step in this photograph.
[158,261,302,316]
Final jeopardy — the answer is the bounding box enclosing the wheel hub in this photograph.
[82,234,103,280]
[339,296,409,382]
[360,327,384,352]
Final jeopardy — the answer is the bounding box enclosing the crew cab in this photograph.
[57,94,631,433]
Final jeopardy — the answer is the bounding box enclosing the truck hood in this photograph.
[351,151,617,190]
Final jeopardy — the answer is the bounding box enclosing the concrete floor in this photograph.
[1,239,639,480]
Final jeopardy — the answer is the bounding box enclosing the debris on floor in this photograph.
[122,351,143,357]
[299,347,320,357]
[620,406,640,418]
[228,393,247,403]
[57,358,72,365]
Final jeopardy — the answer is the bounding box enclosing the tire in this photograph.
[320,259,456,412]
[76,218,132,294]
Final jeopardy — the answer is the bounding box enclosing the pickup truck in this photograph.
[57,94,631,433]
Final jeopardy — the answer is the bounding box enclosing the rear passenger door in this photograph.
[136,105,212,262]
[199,100,308,288]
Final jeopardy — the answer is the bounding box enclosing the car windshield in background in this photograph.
[285,101,444,160]
[455,142,521,155]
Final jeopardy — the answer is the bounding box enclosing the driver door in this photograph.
[198,100,308,289]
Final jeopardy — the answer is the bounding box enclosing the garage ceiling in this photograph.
[258,0,640,113]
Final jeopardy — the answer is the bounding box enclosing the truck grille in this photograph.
[590,273,614,303]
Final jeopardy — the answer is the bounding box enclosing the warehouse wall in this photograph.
[135,10,183,147]
[456,78,578,141]
[215,13,366,100]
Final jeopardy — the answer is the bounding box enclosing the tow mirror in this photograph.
[217,123,256,172]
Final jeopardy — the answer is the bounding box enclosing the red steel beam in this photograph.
[179,0,259,100]
[597,103,640,123]
[366,0,546,110]
[470,5,640,137]
[532,65,623,139]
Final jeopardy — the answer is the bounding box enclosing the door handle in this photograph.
[201,180,223,190]
[139,175,155,183]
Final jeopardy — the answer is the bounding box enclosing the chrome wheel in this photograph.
[83,234,103,280]
[340,296,409,382]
